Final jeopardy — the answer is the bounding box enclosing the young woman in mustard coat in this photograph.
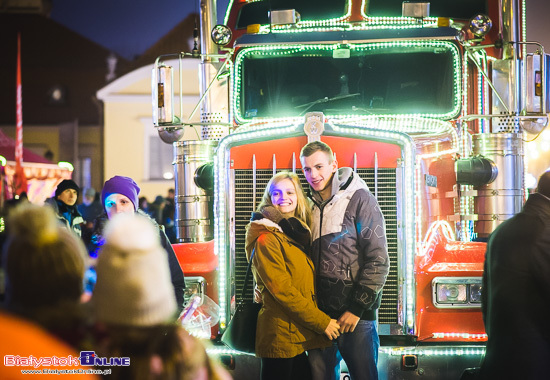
[245,171,340,380]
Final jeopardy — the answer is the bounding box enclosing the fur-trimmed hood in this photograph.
[245,208,311,256]
[245,218,283,256]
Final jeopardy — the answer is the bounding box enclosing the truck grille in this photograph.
[233,168,398,325]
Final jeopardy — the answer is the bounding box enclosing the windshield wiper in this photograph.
[294,93,360,115]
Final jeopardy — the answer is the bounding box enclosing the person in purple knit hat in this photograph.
[89,176,186,315]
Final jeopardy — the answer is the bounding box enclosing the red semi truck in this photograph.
[152,0,549,378]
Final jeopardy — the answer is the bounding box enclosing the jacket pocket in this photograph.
[275,316,298,344]
[317,275,354,318]
[288,320,302,344]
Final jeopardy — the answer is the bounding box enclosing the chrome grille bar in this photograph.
[252,154,257,210]
[374,152,378,199]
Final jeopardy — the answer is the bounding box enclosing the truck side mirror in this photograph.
[525,52,550,115]
[521,52,549,134]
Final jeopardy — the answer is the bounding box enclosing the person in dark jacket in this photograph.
[245,171,340,380]
[300,141,389,380]
[78,187,104,252]
[479,171,550,379]
[47,179,84,237]
[89,176,186,315]
[78,187,103,224]
[163,188,177,243]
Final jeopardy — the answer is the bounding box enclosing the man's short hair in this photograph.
[537,171,550,198]
[300,141,334,163]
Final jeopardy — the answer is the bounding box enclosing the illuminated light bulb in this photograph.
[58,161,74,171]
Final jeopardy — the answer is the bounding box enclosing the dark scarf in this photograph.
[251,211,312,254]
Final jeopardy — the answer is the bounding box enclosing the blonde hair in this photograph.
[257,171,312,227]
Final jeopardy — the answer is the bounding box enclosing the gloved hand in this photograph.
[260,205,284,223]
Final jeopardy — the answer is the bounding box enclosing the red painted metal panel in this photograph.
[415,227,487,342]
[172,240,219,338]
[172,240,218,304]
[230,135,402,169]
[173,240,217,274]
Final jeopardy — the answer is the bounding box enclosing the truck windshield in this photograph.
[237,42,460,120]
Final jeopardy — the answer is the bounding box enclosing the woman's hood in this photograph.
[245,218,283,254]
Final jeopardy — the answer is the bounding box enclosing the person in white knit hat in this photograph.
[92,213,231,380]
[89,175,186,314]
[93,212,177,326]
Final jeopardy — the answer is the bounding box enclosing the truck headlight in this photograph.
[469,14,492,38]
[432,277,482,308]
[183,276,206,306]
[211,24,232,46]
[436,284,467,303]
[469,283,482,304]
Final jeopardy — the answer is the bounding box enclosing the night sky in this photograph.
[50,0,549,60]
[50,0,229,60]
[526,0,550,53]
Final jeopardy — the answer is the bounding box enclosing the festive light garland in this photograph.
[233,41,461,124]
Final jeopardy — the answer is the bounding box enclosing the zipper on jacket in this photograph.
[347,264,354,282]
[317,202,326,273]
[311,193,335,278]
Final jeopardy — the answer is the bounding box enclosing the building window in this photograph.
[148,136,174,180]
[142,117,174,181]
[78,157,92,189]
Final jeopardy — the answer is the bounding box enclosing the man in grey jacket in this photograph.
[300,141,389,380]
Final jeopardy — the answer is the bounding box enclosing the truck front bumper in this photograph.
[378,344,485,379]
